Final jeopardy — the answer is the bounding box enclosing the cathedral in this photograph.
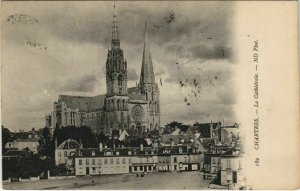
[47,5,160,135]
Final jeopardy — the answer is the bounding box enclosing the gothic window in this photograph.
[121,112,124,123]
[107,100,110,110]
[118,75,123,86]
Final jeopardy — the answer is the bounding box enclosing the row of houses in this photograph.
[55,139,203,176]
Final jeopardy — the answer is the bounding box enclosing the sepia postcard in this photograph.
[1,0,299,190]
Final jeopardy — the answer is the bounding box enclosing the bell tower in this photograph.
[139,22,160,131]
[105,2,129,134]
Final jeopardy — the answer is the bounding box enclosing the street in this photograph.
[3,171,212,190]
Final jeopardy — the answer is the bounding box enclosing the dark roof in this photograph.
[58,94,106,112]
[3,150,30,157]
[199,138,215,150]
[57,139,80,150]
[190,122,221,138]
[73,147,157,158]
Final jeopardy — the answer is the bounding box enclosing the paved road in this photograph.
[3,171,212,190]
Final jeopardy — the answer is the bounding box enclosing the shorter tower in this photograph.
[139,22,160,131]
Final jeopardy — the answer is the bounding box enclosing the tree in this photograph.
[37,127,54,158]
[163,121,183,134]
[52,125,97,148]
[2,126,13,154]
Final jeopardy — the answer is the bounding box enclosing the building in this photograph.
[48,4,160,135]
[157,145,203,172]
[220,156,245,189]
[73,144,158,176]
[5,129,40,153]
[55,139,80,166]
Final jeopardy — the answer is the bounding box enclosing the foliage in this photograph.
[37,127,54,158]
[163,121,188,134]
[2,126,13,154]
[52,125,97,148]
[2,150,55,180]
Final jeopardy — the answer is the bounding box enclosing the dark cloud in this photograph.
[2,1,236,131]
[127,68,139,81]
[190,45,232,60]
[60,74,97,92]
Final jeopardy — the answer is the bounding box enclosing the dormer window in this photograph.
[116,151,120,155]
[92,151,95,156]
[106,151,112,156]
[128,151,132,155]
[78,151,82,157]
[179,147,183,154]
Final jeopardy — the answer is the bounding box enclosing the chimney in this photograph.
[140,143,144,151]
[99,142,103,152]
[171,140,175,146]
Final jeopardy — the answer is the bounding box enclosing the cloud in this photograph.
[1,1,236,131]
[60,74,97,92]
[127,68,139,81]
[189,45,232,60]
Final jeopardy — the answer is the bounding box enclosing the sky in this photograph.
[1,1,237,131]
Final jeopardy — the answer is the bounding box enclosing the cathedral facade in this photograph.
[48,6,160,135]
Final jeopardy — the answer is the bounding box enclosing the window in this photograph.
[64,151,67,157]
[149,166,152,171]
[58,151,61,157]
[116,158,120,164]
[92,151,95,156]
[86,159,89,165]
[134,166,137,171]
[122,158,126,164]
[110,158,114,164]
[174,157,177,163]
[140,166,143,171]
[118,75,123,86]
[98,159,102,165]
[128,158,132,164]
[79,159,82,165]
[92,159,95,165]
[92,167,96,173]
[174,165,177,170]
[227,160,231,169]
[104,158,108,164]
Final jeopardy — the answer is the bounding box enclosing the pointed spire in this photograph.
[140,22,155,85]
[111,1,120,48]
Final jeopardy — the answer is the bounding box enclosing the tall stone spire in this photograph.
[111,1,120,49]
[140,22,155,85]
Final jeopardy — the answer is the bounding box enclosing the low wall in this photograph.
[48,176,76,180]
